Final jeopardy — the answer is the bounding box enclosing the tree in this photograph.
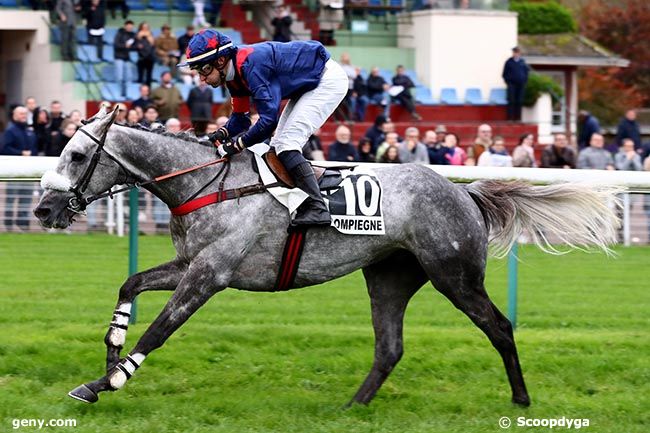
[580,0,650,106]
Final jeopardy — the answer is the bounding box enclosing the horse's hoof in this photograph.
[512,395,530,407]
[68,384,99,403]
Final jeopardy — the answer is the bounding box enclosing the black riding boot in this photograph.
[289,162,331,226]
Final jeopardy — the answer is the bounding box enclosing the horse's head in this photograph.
[34,106,125,229]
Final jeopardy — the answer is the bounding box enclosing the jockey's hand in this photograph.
[208,127,229,144]
[217,136,245,158]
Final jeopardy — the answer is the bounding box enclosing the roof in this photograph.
[518,33,630,67]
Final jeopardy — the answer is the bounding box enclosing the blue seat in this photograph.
[103,28,118,45]
[221,30,243,45]
[149,0,169,11]
[0,0,19,7]
[368,0,386,16]
[126,83,142,100]
[77,46,100,63]
[103,45,114,62]
[76,27,88,44]
[465,88,484,105]
[178,83,193,100]
[379,68,394,85]
[51,27,61,45]
[75,66,100,82]
[489,88,508,105]
[173,0,194,11]
[153,63,170,79]
[213,88,226,103]
[126,0,146,10]
[415,86,436,105]
[100,83,123,101]
[102,64,116,82]
[440,88,461,105]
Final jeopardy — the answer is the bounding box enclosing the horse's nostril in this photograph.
[34,206,51,219]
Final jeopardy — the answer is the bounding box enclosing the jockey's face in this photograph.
[198,57,229,88]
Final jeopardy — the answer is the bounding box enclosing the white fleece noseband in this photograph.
[41,170,72,192]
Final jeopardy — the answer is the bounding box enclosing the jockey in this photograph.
[178,30,348,227]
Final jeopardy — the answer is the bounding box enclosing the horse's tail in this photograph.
[464,180,621,257]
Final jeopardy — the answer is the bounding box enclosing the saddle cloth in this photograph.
[248,144,386,235]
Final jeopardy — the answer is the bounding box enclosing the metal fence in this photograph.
[2,180,650,245]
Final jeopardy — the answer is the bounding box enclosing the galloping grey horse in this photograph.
[34,107,618,406]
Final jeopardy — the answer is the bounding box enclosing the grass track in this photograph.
[1,234,649,433]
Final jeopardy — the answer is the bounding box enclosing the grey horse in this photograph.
[33,107,618,406]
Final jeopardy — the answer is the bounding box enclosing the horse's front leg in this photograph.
[69,247,237,403]
[104,258,188,373]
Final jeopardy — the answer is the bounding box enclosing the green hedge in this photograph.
[511,1,577,34]
[524,72,564,107]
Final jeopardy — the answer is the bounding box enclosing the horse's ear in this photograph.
[93,106,119,137]
[96,102,111,119]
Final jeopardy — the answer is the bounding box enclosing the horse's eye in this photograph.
[71,152,86,163]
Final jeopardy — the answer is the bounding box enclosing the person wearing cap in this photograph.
[502,46,529,121]
[179,30,348,226]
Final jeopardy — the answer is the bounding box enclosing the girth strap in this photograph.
[169,182,273,216]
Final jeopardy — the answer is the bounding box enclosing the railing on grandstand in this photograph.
[2,177,650,246]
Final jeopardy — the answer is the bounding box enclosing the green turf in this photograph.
[0,234,648,432]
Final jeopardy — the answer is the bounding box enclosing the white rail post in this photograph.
[622,193,631,247]
[106,193,115,235]
[116,189,125,237]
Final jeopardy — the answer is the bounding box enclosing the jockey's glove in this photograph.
[208,127,229,143]
[217,136,245,158]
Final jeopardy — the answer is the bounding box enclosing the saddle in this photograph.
[262,148,329,189]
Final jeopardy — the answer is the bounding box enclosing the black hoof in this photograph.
[513,396,531,407]
[68,384,99,403]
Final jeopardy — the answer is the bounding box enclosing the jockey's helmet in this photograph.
[177,29,236,70]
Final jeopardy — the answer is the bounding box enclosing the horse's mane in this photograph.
[121,123,214,148]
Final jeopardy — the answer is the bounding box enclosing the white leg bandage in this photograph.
[109,352,145,390]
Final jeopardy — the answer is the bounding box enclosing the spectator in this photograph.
[141,105,159,128]
[177,25,195,57]
[398,127,428,164]
[434,124,447,144]
[84,0,106,61]
[114,20,136,98]
[155,24,180,77]
[34,108,51,155]
[577,110,601,149]
[151,71,183,122]
[364,115,387,152]
[1,106,37,232]
[615,138,643,171]
[502,46,528,121]
[328,125,358,162]
[615,109,642,150]
[165,117,181,132]
[187,82,213,136]
[367,67,390,119]
[132,84,152,110]
[338,53,356,121]
[302,129,325,161]
[512,133,537,167]
[114,103,128,125]
[68,109,83,127]
[192,0,210,28]
[271,5,293,42]
[375,131,400,162]
[24,97,38,128]
[351,67,368,122]
[126,108,140,125]
[357,137,375,163]
[443,133,467,166]
[56,0,76,61]
[392,65,421,120]
[107,0,129,19]
[467,123,493,165]
[49,101,66,135]
[423,129,449,165]
[477,136,513,167]
[577,133,614,170]
[207,0,223,28]
[47,119,77,156]
[379,146,401,164]
[135,22,156,87]
[541,133,576,169]
[318,0,343,45]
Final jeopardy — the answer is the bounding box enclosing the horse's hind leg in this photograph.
[423,255,530,406]
[349,250,428,406]
[104,258,187,373]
